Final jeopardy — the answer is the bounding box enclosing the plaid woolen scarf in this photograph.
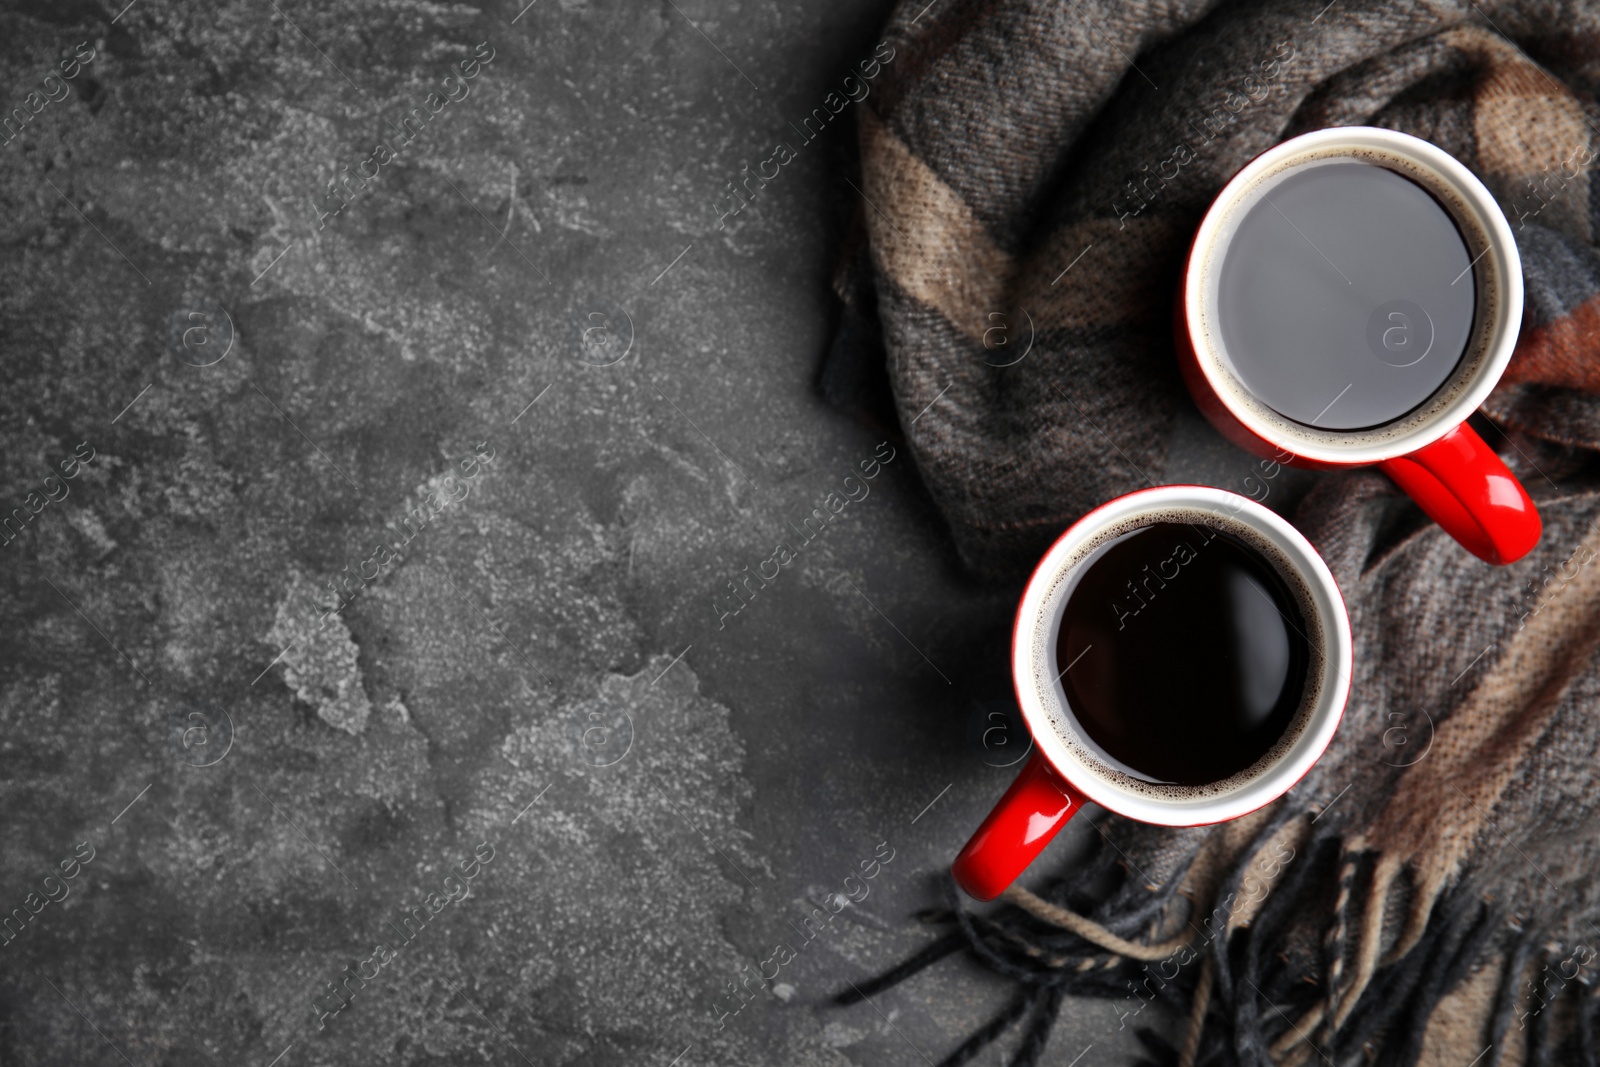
[826,1,1600,1064]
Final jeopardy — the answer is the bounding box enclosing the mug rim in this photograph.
[1009,486,1352,826]
[1181,126,1524,465]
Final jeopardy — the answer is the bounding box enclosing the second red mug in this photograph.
[952,486,1352,901]
[1175,126,1540,565]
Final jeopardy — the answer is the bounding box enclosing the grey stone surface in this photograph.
[0,1,1283,1064]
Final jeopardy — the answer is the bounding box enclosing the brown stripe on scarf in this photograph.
[859,107,1011,344]
[1504,294,1600,391]
[1417,956,1503,1067]
[1462,26,1592,242]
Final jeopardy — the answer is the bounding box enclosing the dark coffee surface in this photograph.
[1055,521,1310,786]
[1216,160,1475,430]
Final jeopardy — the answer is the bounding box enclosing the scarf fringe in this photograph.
[835,813,1544,1065]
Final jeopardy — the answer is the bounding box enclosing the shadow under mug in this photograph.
[951,486,1352,902]
[1175,126,1540,565]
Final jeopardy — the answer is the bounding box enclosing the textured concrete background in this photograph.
[0,1,1286,1063]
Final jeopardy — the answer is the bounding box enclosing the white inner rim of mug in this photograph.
[1012,487,1352,826]
[1185,127,1524,465]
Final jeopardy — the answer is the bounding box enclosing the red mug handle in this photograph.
[1377,421,1541,565]
[952,753,1086,901]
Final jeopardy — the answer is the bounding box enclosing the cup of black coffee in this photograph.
[1176,126,1540,565]
[951,486,1351,901]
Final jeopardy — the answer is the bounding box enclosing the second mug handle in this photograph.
[1377,421,1541,565]
[951,752,1085,901]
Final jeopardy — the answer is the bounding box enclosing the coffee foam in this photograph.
[1195,144,1500,449]
[1029,505,1327,803]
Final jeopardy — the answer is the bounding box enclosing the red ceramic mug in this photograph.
[951,486,1352,902]
[1176,126,1539,565]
